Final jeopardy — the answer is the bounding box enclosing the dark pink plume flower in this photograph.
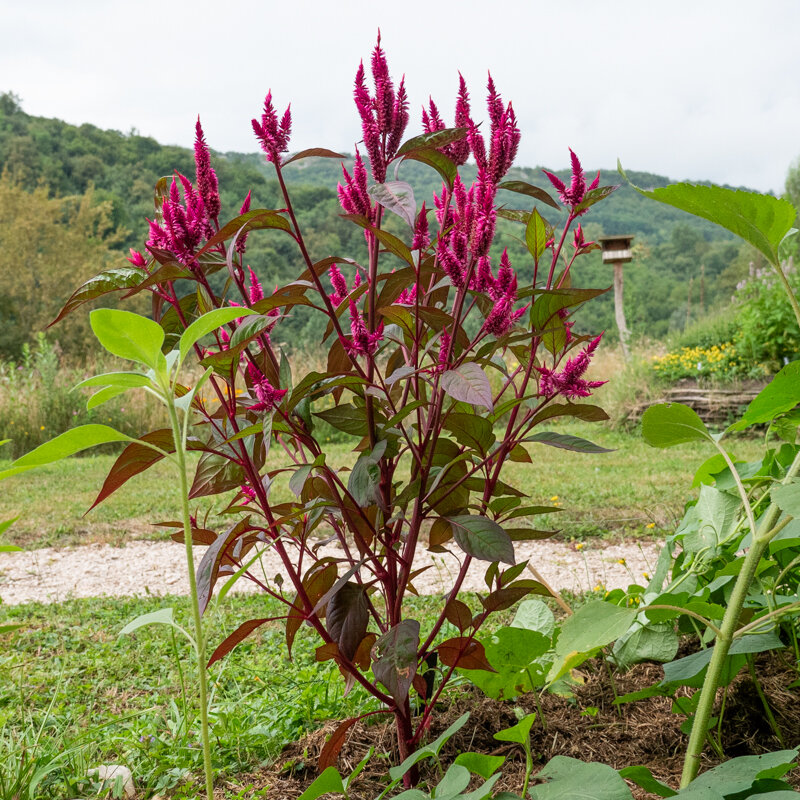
[411,203,430,250]
[437,330,452,372]
[146,174,208,265]
[536,334,606,399]
[482,251,526,336]
[126,249,148,271]
[337,149,375,223]
[543,149,599,213]
[467,74,520,183]
[246,362,287,412]
[246,267,264,305]
[395,284,417,305]
[435,171,497,287]
[572,224,598,255]
[194,118,220,221]
[421,75,472,167]
[352,35,410,183]
[240,485,257,504]
[328,264,348,306]
[252,91,292,163]
[235,190,252,255]
[344,300,383,356]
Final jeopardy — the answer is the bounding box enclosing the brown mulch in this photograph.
[215,651,800,800]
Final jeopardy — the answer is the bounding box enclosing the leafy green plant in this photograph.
[37,36,616,784]
[618,171,800,788]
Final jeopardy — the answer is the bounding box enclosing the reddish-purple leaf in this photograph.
[326,582,369,661]
[371,620,420,704]
[207,617,276,667]
[437,637,495,671]
[446,515,515,565]
[498,180,560,210]
[197,209,292,257]
[189,452,246,499]
[481,580,550,613]
[195,517,251,614]
[395,127,468,157]
[368,181,417,228]
[319,716,361,771]
[444,599,474,633]
[282,148,347,167]
[50,268,144,326]
[440,363,493,410]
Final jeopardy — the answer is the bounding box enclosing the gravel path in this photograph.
[0,538,661,606]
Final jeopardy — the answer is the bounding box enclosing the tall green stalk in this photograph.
[680,353,800,787]
[167,398,214,800]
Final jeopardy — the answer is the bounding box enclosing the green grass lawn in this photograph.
[0,593,464,799]
[0,422,764,548]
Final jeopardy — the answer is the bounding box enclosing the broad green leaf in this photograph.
[682,485,740,555]
[446,515,515,564]
[641,403,711,448]
[513,599,555,638]
[368,181,416,227]
[434,764,471,797]
[619,165,797,265]
[531,756,635,799]
[119,607,183,637]
[530,288,608,354]
[661,632,784,685]
[772,481,800,517]
[526,208,548,261]
[525,431,613,454]
[494,712,537,745]
[90,309,165,370]
[731,362,800,431]
[12,425,132,468]
[75,372,152,390]
[296,766,345,800]
[443,413,495,454]
[547,601,636,683]
[618,765,677,797]
[454,752,506,779]
[679,750,798,797]
[179,307,257,368]
[348,454,380,507]
[87,385,128,410]
[441,363,493,410]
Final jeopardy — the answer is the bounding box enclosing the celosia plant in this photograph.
[49,37,615,786]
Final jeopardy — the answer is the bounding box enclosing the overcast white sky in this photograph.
[3,0,798,193]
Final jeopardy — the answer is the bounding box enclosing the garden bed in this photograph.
[228,650,800,799]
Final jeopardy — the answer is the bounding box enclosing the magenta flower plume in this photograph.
[437,330,452,372]
[246,267,264,305]
[466,74,520,183]
[239,485,257,505]
[235,190,252,255]
[126,249,148,271]
[435,171,497,288]
[344,300,383,356]
[252,91,292,163]
[395,284,417,305]
[194,118,220,221]
[482,251,526,336]
[328,264,348,306]
[536,334,606,399]
[421,75,473,167]
[572,224,598,255]
[411,203,430,250]
[246,363,287,412]
[337,149,375,223]
[146,174,208,265]
[352,35,410,183]
[543,149,599,213]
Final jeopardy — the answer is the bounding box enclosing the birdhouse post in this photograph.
[600,235,635,360]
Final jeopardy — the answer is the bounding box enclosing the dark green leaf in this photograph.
[525,431,613,453]
[446,515,515,564]
[526,207,548,261]
[50,267,145,326]
[498,180,560,209]
[400,148,457,189]
[198,209,292,256]
[282,148,347,167]
[396,127,468,157]
[443,413,495,454]
[531,756,635,800]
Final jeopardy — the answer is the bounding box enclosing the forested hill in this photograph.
[0,93,760,348]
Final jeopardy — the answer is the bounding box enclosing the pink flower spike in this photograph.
[344,300,383,356]
[246,362,287,412]
[127,249,148,270]
[235,191,252,255]
[252,91,292,163]
[194,118,220,220]
[240,485,257,504]
[536,333,606,399]
[328,264,348,306]
[411,202,430,250]
[247,267,264,305]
